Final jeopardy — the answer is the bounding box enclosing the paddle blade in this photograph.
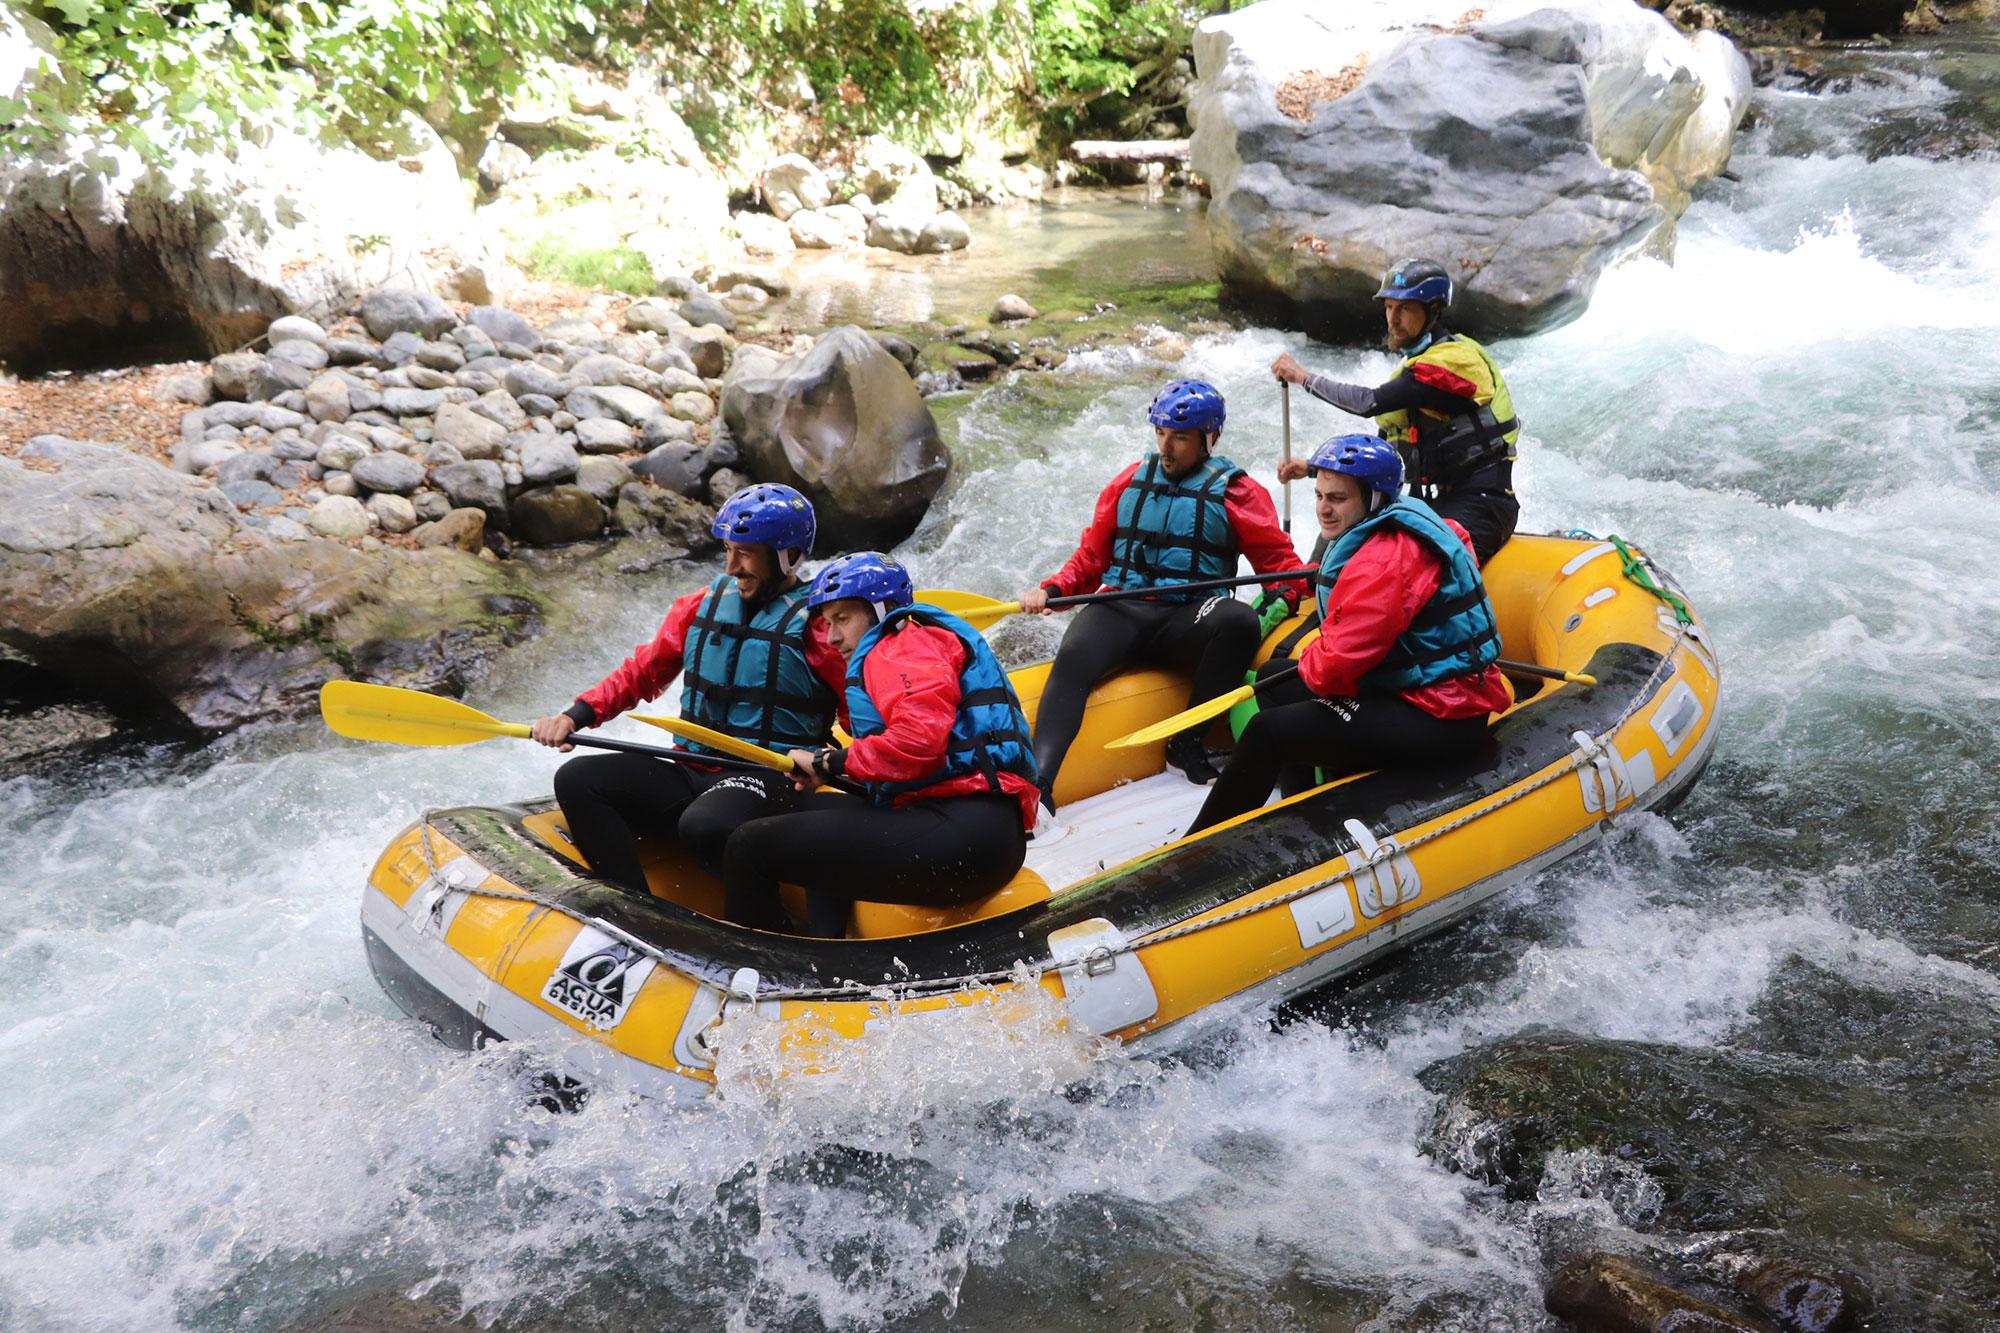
[915,588,1020,629]
[629,714,795,770]
[319,681,529,747]
[1103,682,1255,750]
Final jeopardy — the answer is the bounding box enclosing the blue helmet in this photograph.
[1147,379,1226,437]
[1308,434,1404,509]
[713,483,816,573]
[1374,257,1452,309]
[808,552,914,617]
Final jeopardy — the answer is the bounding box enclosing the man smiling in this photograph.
[528,483,844,896]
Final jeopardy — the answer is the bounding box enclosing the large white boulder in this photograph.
[1188,0,1753,337]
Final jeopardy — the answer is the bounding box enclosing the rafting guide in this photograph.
[1272,258,1522,566]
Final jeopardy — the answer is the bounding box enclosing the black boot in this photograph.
[1165,733,1220,786]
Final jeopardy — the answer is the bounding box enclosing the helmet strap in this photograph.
[870,600,890,624]
[776,545,805,577]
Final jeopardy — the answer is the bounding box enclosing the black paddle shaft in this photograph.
[1049,566,1317,612]
[569,734,771,772]
[574,733,865,794]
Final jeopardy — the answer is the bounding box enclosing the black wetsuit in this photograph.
[722,792,1026,937]
[1032,593,1261,798]
[552,753,799,897]
[1301,370,1517,565]
[1187,660,1489,834]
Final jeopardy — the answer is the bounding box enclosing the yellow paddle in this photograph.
[914,589,1018,627]
[1104,666,1298,750]
[627,714,795,770]
[629,714,862,793]
[318,682,773,772]
[1103,655,1599,751]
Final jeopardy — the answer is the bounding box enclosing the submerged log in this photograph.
[1066,138,1191,165]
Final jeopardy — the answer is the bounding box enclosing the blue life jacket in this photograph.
[1315,498,1500,693]
[844,604,1040,806]
[1103,453,1245,600]
[679,575,837,756]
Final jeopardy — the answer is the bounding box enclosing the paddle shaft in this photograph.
[569,734,776,774]
[1496,658,1595,686]
[1281,381,1293,534]
[1047,566,1317,613]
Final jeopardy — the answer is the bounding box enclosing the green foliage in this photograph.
[620,0,1019,155]
[1027,0,1220,142]
[519,236,655,296]
[7,0,582,160]
[4,0,1219,169]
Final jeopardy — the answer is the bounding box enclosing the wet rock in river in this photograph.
[1189,0,1751,338]
[865,208,927,254]
[1733,1258,1873,1333]
[1546,1253,1776,1333]
[720,325,950,549]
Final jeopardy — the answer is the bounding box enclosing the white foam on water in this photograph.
[7,73,2000,1332]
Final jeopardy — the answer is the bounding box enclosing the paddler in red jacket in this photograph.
[720,553,1042,936]
[526,484,845,896]
[1016,378,1309,803]
[1186,435,1512,835]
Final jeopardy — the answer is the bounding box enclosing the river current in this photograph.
[3,32,1997,1333]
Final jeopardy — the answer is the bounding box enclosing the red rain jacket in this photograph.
[1300,518,1513,721]
[842,621,1042,832]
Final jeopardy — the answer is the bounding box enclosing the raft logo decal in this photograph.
[542,926,657,1031]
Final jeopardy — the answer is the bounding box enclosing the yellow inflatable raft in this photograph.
[360,532,1719,1099]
